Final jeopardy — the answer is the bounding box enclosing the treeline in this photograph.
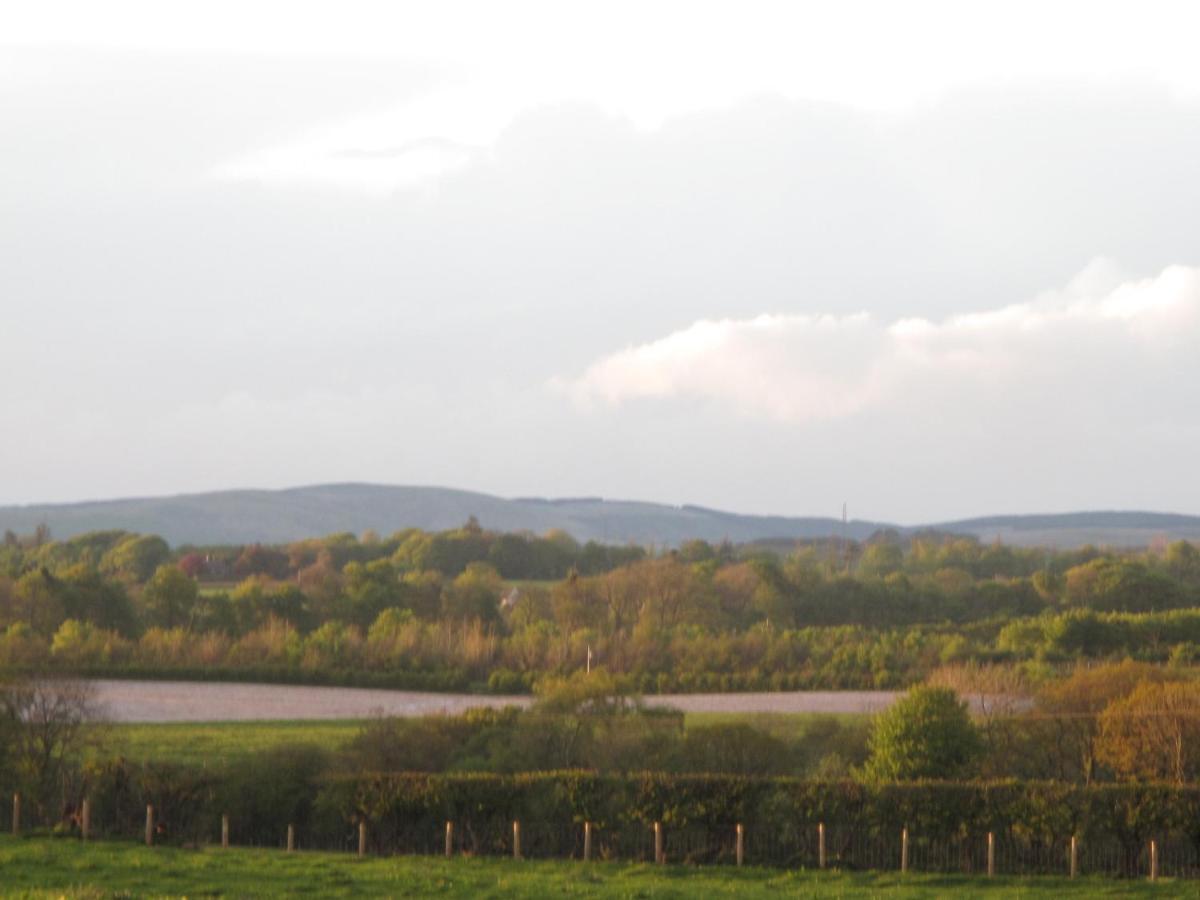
[2,524,1200,690]
[0,519,646,584]
[0,618,966,692]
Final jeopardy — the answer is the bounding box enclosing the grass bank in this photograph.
[0,836,1185,898]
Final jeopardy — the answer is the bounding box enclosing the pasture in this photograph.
[96,711,865,765]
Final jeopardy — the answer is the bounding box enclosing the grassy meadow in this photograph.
[0,836,1188,899]
[95,712,861,766]
[95,719,363,766]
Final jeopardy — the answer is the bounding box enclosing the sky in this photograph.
[3,1,1200,522]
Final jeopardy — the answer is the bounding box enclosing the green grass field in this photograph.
[0,836,1187,898]
[97,712,863,766]
[96,719,363,766]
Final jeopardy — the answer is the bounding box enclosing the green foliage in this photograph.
[1064,558,1186,613]
[99,534,170,583]
[1,526,1199,693]
[67,762,1200,878]
[440,562,503,623]
[140,564,199,629]
[863,686,982,782]
[217,744,332,843]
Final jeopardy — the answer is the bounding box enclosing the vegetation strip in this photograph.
[4,523,1200,693]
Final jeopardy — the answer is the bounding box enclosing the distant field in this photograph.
[97,712,865,765]
[96,719,363,765]
[0,837,1182,898]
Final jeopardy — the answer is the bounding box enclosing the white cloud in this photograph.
[559,261,1200,423]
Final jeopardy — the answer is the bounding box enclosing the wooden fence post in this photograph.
[1150,839,1158,882]
[583,821,592,862]
[987,831,995,877]
[11,793,19,836]
[736,823,744,866]
[81,799,90,841]
[287,824,295,853]
[358,821,367,858]
[1069,835,1078,879]
[654,821,664,865]
[145,805,154,846]
[900,827,909,873]
[221,814,229,849]
[513,820,521,860]
[445,821,454,858]
[818,822,826,869]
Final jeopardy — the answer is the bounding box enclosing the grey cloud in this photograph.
[3,54,1200,520]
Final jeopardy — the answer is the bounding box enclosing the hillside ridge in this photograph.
[2,483,1199,549]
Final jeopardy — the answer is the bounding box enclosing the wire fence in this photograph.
[4,792,1198,881]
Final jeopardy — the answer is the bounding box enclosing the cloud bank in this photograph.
[560,260,1200,423]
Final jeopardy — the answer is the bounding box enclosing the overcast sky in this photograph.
[3,1,1200,522]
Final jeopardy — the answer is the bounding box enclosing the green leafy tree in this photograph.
[862,685,981,781]
[1063,558,1184,613]
[140,564,199,630]
[440,562,503,623]
[99,534,170,583]
[59,564,138,636]
[1164,541,1200,586]
[858,542,904,578]
[8,569,65,636]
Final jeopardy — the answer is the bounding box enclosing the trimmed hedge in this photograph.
[68,762,1200,873]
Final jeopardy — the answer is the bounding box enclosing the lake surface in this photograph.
[87,679,903,722]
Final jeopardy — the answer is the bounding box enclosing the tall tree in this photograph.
[1098,680,1200,784]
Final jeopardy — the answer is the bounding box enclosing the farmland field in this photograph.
[98,712,862,765]
[0,836,1186,898]
[95,719,363,766]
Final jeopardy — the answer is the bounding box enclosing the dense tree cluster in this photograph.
[1,525,1199,691]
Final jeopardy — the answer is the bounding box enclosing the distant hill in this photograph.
[1,484,1198,549]
[934,511,1200,549]
[0,484,886,547]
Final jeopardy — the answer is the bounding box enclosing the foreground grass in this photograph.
[0,836,1189,899]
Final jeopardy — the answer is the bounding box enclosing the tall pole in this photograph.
[842,502,849,574]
